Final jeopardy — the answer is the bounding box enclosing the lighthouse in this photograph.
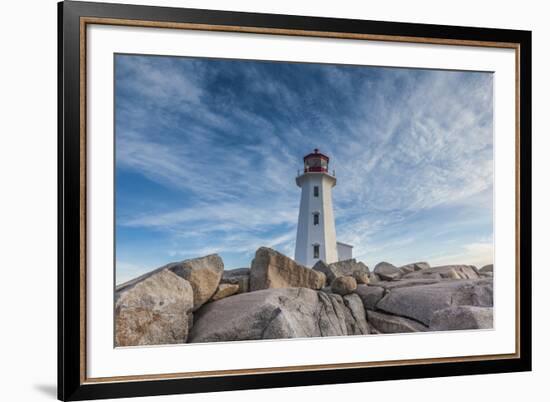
[295,149,352,267]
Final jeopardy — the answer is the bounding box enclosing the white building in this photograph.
[337,241,354,261]
[294,149,353,267]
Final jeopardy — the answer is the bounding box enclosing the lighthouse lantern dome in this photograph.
[303,148,329,173]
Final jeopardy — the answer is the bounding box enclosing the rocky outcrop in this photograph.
[352,271,370,285]
[402,265,479,280]
[115,251,494,346]
[342,293,370,335]
[367,278,441,290]
[399,262,430,275]
[479,264,494,278]
[189,288,350,342]
[367,310,428,333]
[369,273,381,283]
[250,247,326,291]
[115,269,194,346]
[480,264,493,273]
[170,254,224,310]
[211,283,240,301]
[373,262,402,281]
[376,278,493,326]
[331,276,357,295]
[313,259,370,285]
[221,268,250,293]
[429,306,493,330]
[355,284,385,310]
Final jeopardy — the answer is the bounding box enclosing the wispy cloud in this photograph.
[114,55,493,282]
[426,238,494,268]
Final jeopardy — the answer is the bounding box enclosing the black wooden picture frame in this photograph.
[58,1,532,400]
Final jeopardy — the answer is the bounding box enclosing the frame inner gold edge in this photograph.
[78,16,522,384]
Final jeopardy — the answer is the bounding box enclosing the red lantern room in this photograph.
[303,148,329,173]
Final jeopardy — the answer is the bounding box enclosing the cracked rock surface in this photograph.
[250,247,326,291]
[115,269,194,347]
[188,287,363,343]
[375,278,493,326]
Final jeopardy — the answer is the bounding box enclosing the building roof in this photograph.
[336,241,354,248]
[303,148,329,162]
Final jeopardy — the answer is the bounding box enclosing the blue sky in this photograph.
[115,54,494,284]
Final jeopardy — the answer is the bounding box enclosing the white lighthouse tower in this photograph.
[295,149,342,267]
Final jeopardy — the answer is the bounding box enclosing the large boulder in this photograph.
[355,284,385,310]
[367,310,428,333]
[353,271,370,285]
[250,247,325,291]
[373,262,402,281]
[115,269,194,346]
[331,276,357,296]
[376,279,493,326]
[402,265,479,280]
[429,306,493,330]
[221,268,250,293]
[369,273,381,283]
[342,293,370,335]
[313,259,370,285]
[189,288,349,343]
[170,254,224,310]
[399,262,430,275]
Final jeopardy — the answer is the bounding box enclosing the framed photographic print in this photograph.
[58,1,532,400]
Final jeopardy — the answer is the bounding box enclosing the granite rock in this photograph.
[250,247,326,291]
[170,254,224,310]
[376,279,493,326]
[373,262,402,281]
[221,268,250,293]
[342,293,370,335]
[480,264,494,273]
[189,288,349,343]
[402,265,480,281]
[429,306,493,330]
[211,283,240,301]
[313,259,370,285]
[367,310,428,333]
[355,284,385,310]
[331,276,357,296]
[115,269,194,346]
[399,262,430,275]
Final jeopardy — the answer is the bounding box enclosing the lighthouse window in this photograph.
[313,186,319,197]
[313,213,319,225]
[313,244,320,259]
